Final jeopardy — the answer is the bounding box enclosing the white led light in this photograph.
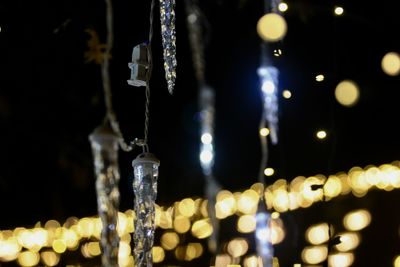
[262,80,276,94]
[200,150,214,165]
[201,133,213,145]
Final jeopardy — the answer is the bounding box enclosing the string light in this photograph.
[257,13,288,42]
[381,52,400,76]
[264,167,275,176]
[259,128,270,137]
[335,80,360,107]
[315,74,325,82]
[282,90,292,99]
[316,130,327,140]
[334,6,344,16]
[278,2,288,12]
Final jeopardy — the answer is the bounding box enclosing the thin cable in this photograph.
[143,0,156,144]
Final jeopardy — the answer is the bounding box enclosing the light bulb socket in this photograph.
[132,153,160,167]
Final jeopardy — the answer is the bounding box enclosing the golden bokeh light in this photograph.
[328,252,354,267]
[257,13,287,42]
[394,255,400,267]
[40,251,60,266]
[237,190,259,214]
[227,238,249,258]
[215,254,232,267]
[335,80,360,107]
[237,215,256,233]
[152,246,165,263]
[178,198,196,217]
[381,52,400,76]
[52,239,67,254]
[316,130,327,140]
[87,242,101,257]
[306,223,329,245]
[282,90,292,99]
[216,190,237,219]
[244,255,263,267]
[278,2,288,12]
[334,6,344,16]
[264,168,275,177]
[259,128,270,137]
[301,245,328,264]
[315,74,325,82]
[17,251,40,267]
[173,215,191,234]
[191,219,213,239]
[160,232,180,250]
[335,232,360,252]
[343,209,371,231]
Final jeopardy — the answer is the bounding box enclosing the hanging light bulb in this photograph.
[89,124,121,267]
[255,201,273,267]
[132,152,160,267]
[257,65,279,144]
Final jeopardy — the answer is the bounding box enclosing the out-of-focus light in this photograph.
[273,49,283,57]
[394,255,400,267]
[301,246,328,264]
[343,209,371,231]
[188,243,203,259]
[227,238,249,258]
[335,80,360,107]
[201,133,213,144]
[200,150,213,165]
[40,251,60,266]
[328,252,354,267]
[382,52,400,76]
[257,13,287,42]
[306,223,330,245]
[262,80,276,94]
[334,6,344,16]
[17,251,40,267]
[293,264,301,267]
[52,239,67,254]
[152,246,165,263]
[161,232,179,250]
[278,2,288,12]
[216,190,237,219]
[215,254,232,267]
[271,212,280,219]
[173,215,191,234]
[282,90,292,99]
[237,190,259,214]
[44,220,60,230]
[178,198,195,217]
[264,168,275,176]
[0,238,21,261]
[315,74,325,82]
[260,128,270,137]
[335,232,360,252]
[244,256,263,267]
[87,242,101,256]
[191,219,213,239]
[316,130,327,140]
[237,215,257,233]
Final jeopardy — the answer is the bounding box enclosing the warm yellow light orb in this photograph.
[306,223,329,245]
[315,74,325,82]
[334,6,344,16]
[301,246,328,265]
[381,52,400,76]
[282,90,292,99]
[259,128,270,137]
[335,80,360,107]
[278,2,288,12]
[237,215,256,233]
[257,13,287,42]
[17,251,40,267]
[316,130,327,140]
[394,255,400,267]
[343,209,371,231]
[264,167,275,176]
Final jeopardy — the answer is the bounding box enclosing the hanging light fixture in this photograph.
[89,124,121,267]
[132,152,160,267]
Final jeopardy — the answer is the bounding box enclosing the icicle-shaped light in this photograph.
[257,65,279,144]
[159,0,177,94]
[255,202,273,267]
[89,125,121,267]
[132,152,160,267]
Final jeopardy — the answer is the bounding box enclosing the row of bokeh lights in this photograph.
[2,161,400,266]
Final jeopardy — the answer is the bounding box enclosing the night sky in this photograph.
[0,0,400,266]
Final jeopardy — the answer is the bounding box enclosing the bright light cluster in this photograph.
[1,162,400,265]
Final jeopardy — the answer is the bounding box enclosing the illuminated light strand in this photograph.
[1,161,400,265]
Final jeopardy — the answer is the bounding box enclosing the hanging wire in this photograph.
[100,0,155,152]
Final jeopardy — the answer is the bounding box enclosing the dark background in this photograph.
[0,0,399,266]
